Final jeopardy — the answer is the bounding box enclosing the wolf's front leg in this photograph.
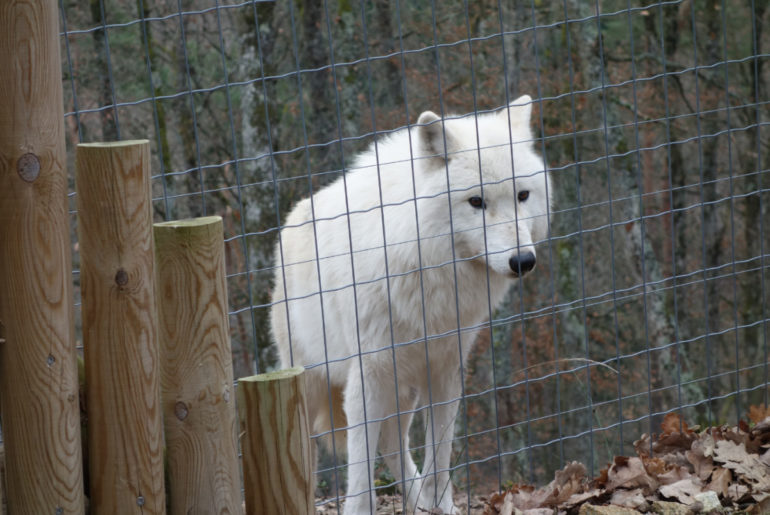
[379,388,421,511]
[342,365,385,515]
[417,370,462,514]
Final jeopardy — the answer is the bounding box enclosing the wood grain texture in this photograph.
[237,368,314,515]
[154,217,241,514]
[1,443,6,514]
[0,1,85,512]
[76,141,166,514]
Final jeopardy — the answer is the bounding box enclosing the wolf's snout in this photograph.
[509,251,536,277]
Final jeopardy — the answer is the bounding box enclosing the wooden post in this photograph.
[76,141,166,514]
[154,217,241,514]
[237,367,314,515]
[0,1,85,512]
[1,442,6,515]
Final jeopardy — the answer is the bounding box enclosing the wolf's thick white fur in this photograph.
[271,95,550,514]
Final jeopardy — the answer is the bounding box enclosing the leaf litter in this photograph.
[315,409,770,514]
[483,410,770,515]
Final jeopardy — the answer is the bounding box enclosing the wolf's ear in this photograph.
[417,110,455,164]
[500,94,533,126]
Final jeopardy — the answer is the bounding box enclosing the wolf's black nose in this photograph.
[509,252,536,277]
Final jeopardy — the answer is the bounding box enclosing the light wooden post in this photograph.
[0,1,85,512]
[154,217,241,514]
[237,367,314,515]
[76,141,166,514]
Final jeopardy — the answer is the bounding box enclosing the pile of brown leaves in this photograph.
[484,410,770,514]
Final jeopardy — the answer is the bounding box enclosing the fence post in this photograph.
[154,217,241,514]
[1,442,5,514]
[0,0,86,512]
[76,140,166,513]
[237,367,314,515]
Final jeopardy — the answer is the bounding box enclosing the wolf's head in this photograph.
[415,95,551,279]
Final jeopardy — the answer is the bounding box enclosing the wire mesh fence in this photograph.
[55,0,768,510]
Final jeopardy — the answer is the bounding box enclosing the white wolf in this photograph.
[270,95,550,514]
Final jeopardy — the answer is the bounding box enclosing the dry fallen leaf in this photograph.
[606,457,657,492]
[727,482,750,502]
[511,485,549,510]
[720,424,758,454]
[749,405,770,425]
[697,432,717,458]
[498,492,514,515]
[658,477,703,505]
[761,449,770,468]
[578,504,642,514]
[707,467,732,497]
[751,417,770,450]
[641,457,667,477]
[562,488,603,509]
[712,439,770,491]
[656,434,697,459]
[748,495,770,514]
[549,461,588,505]
[655,464,692,486]
[633,435,651,458]
[609,488,647,509]
[661,412,693,436]
[595,464,610,488]
[484,414,770,515]
[753,416,770,433]
[684,447,714,482]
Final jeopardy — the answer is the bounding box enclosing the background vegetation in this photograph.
[59,0,769,499]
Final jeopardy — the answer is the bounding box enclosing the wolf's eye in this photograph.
[468,196,486,209]
[517,190,530,202]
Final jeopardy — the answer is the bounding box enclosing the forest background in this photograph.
[58,0,769,497]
